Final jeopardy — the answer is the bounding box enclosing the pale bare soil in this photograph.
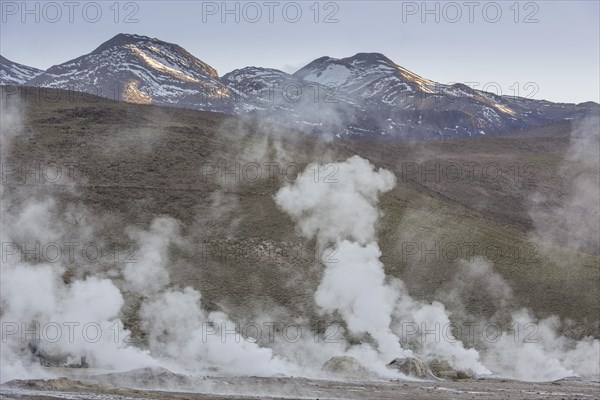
[2,375,600,400]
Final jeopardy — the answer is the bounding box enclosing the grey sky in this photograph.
[1,0,598,103]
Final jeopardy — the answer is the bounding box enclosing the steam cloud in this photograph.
[1,93,598,388]
[530,115,600,254]
[275,156,489,376]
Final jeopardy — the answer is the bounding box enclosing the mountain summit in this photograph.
[294,52,436,92]
[293,52,439,106]
[28,33,233,111]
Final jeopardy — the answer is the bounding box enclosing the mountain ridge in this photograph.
[2,33,598,138]
[0,55,44,85]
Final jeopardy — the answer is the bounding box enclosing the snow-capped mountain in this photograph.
[221,66,361,134]
[222,67,301,113]
[294,53,439,104]
[0,56,43,85]
[7,34,597,138]
[291,53,597,137]
[27,34,234,112]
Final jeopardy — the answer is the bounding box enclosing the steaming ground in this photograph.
[1,87,599,398]
[2,371,600,400]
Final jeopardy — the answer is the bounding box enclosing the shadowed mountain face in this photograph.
[0,55,43,85]
[5,33,600,138]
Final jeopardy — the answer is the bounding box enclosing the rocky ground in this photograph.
[2,374,599,400]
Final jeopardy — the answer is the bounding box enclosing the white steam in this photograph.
[123,218,181,295]
[530,115,600,253]
[0,202,158,382]
[439,258,600,381]
[276,157,405,363]
[275,156,489,376]
[1,92,598,386]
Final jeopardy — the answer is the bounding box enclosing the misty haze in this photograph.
[0,1,599,400]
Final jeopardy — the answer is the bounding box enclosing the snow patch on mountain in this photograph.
[27,34,232,112]
[0,56,43,85]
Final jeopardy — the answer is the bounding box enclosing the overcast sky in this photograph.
[1,0,598,103]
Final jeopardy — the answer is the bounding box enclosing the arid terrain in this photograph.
[2,368,600,400]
